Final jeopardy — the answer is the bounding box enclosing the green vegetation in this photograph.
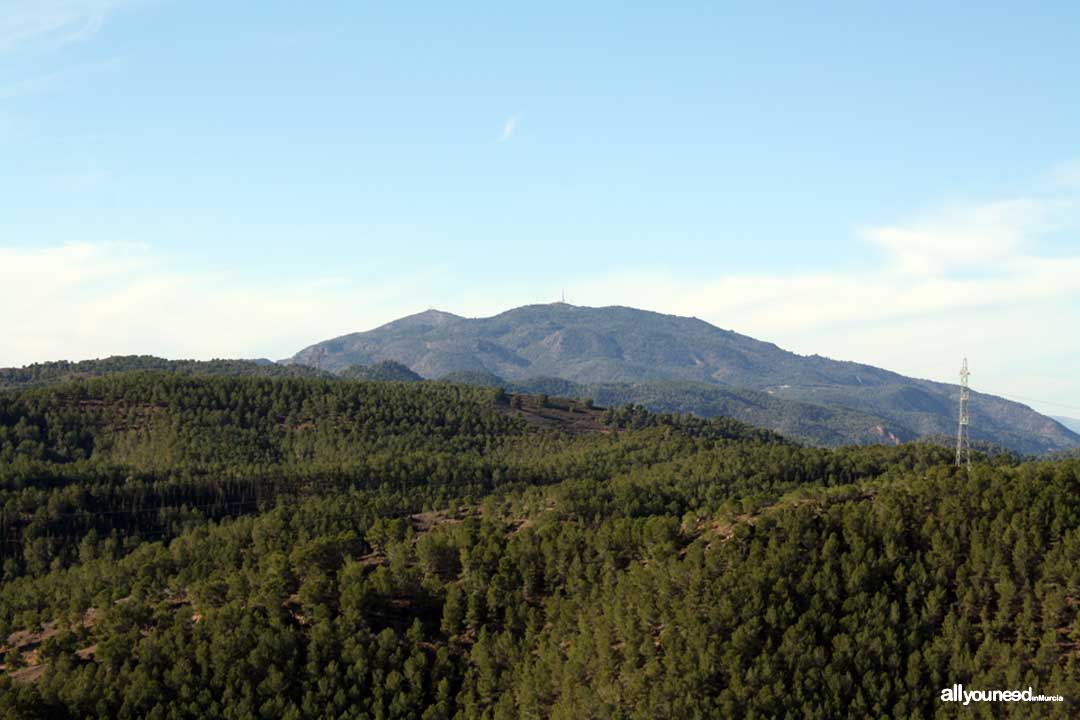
[1,372,1078,718]
[340,361,422,383]
[0,356,330,392]
[485,376,913,449]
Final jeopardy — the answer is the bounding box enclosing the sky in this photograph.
[1,1,1079,415]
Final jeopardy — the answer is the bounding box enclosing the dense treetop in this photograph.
[340,361,423,383]
[0,357,330,392]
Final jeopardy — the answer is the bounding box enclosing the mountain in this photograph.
[287,303,1080,455]
[1053,416,1080,435]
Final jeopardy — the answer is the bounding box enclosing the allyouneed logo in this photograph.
[940,685,1064,705]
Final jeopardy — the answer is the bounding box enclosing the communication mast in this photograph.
[955,358,971,468]
[314,347,326,372]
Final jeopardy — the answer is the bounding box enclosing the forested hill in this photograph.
[0,356,331,391]
[0,357,907,450]
[6,351,1075,455]
[451,374,923,449]
[2,373,1080,718]
[288,303,1079,455]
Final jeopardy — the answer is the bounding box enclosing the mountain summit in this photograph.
[288,303,1079,454]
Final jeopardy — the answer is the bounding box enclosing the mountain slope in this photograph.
[493,376,909,448]
[1053,415,1080,435]
[288,303,1080,455]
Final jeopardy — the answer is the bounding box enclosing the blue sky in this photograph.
[2,1,1079,414]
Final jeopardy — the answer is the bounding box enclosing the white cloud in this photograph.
[858,198,1060,275]
[0,243,422,365]
[0,0,130,52]
[497,114,520,142]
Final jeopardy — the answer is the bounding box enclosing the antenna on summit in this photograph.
[561,289,565,303]
[955,358,971,468]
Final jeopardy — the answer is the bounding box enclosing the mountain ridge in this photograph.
[287,303,1079,455]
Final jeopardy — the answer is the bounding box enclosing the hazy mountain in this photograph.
[288,303,1080,455]
[1053,416,1080,435]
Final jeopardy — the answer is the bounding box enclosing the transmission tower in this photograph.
[955,358,971,468]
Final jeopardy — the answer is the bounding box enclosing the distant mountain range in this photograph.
[287,303,1080,455]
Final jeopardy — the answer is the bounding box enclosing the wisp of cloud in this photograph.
[498,114,520,142]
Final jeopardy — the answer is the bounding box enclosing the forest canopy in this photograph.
[0,372,1077,718]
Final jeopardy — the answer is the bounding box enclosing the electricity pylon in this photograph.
[955,358,971,468]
